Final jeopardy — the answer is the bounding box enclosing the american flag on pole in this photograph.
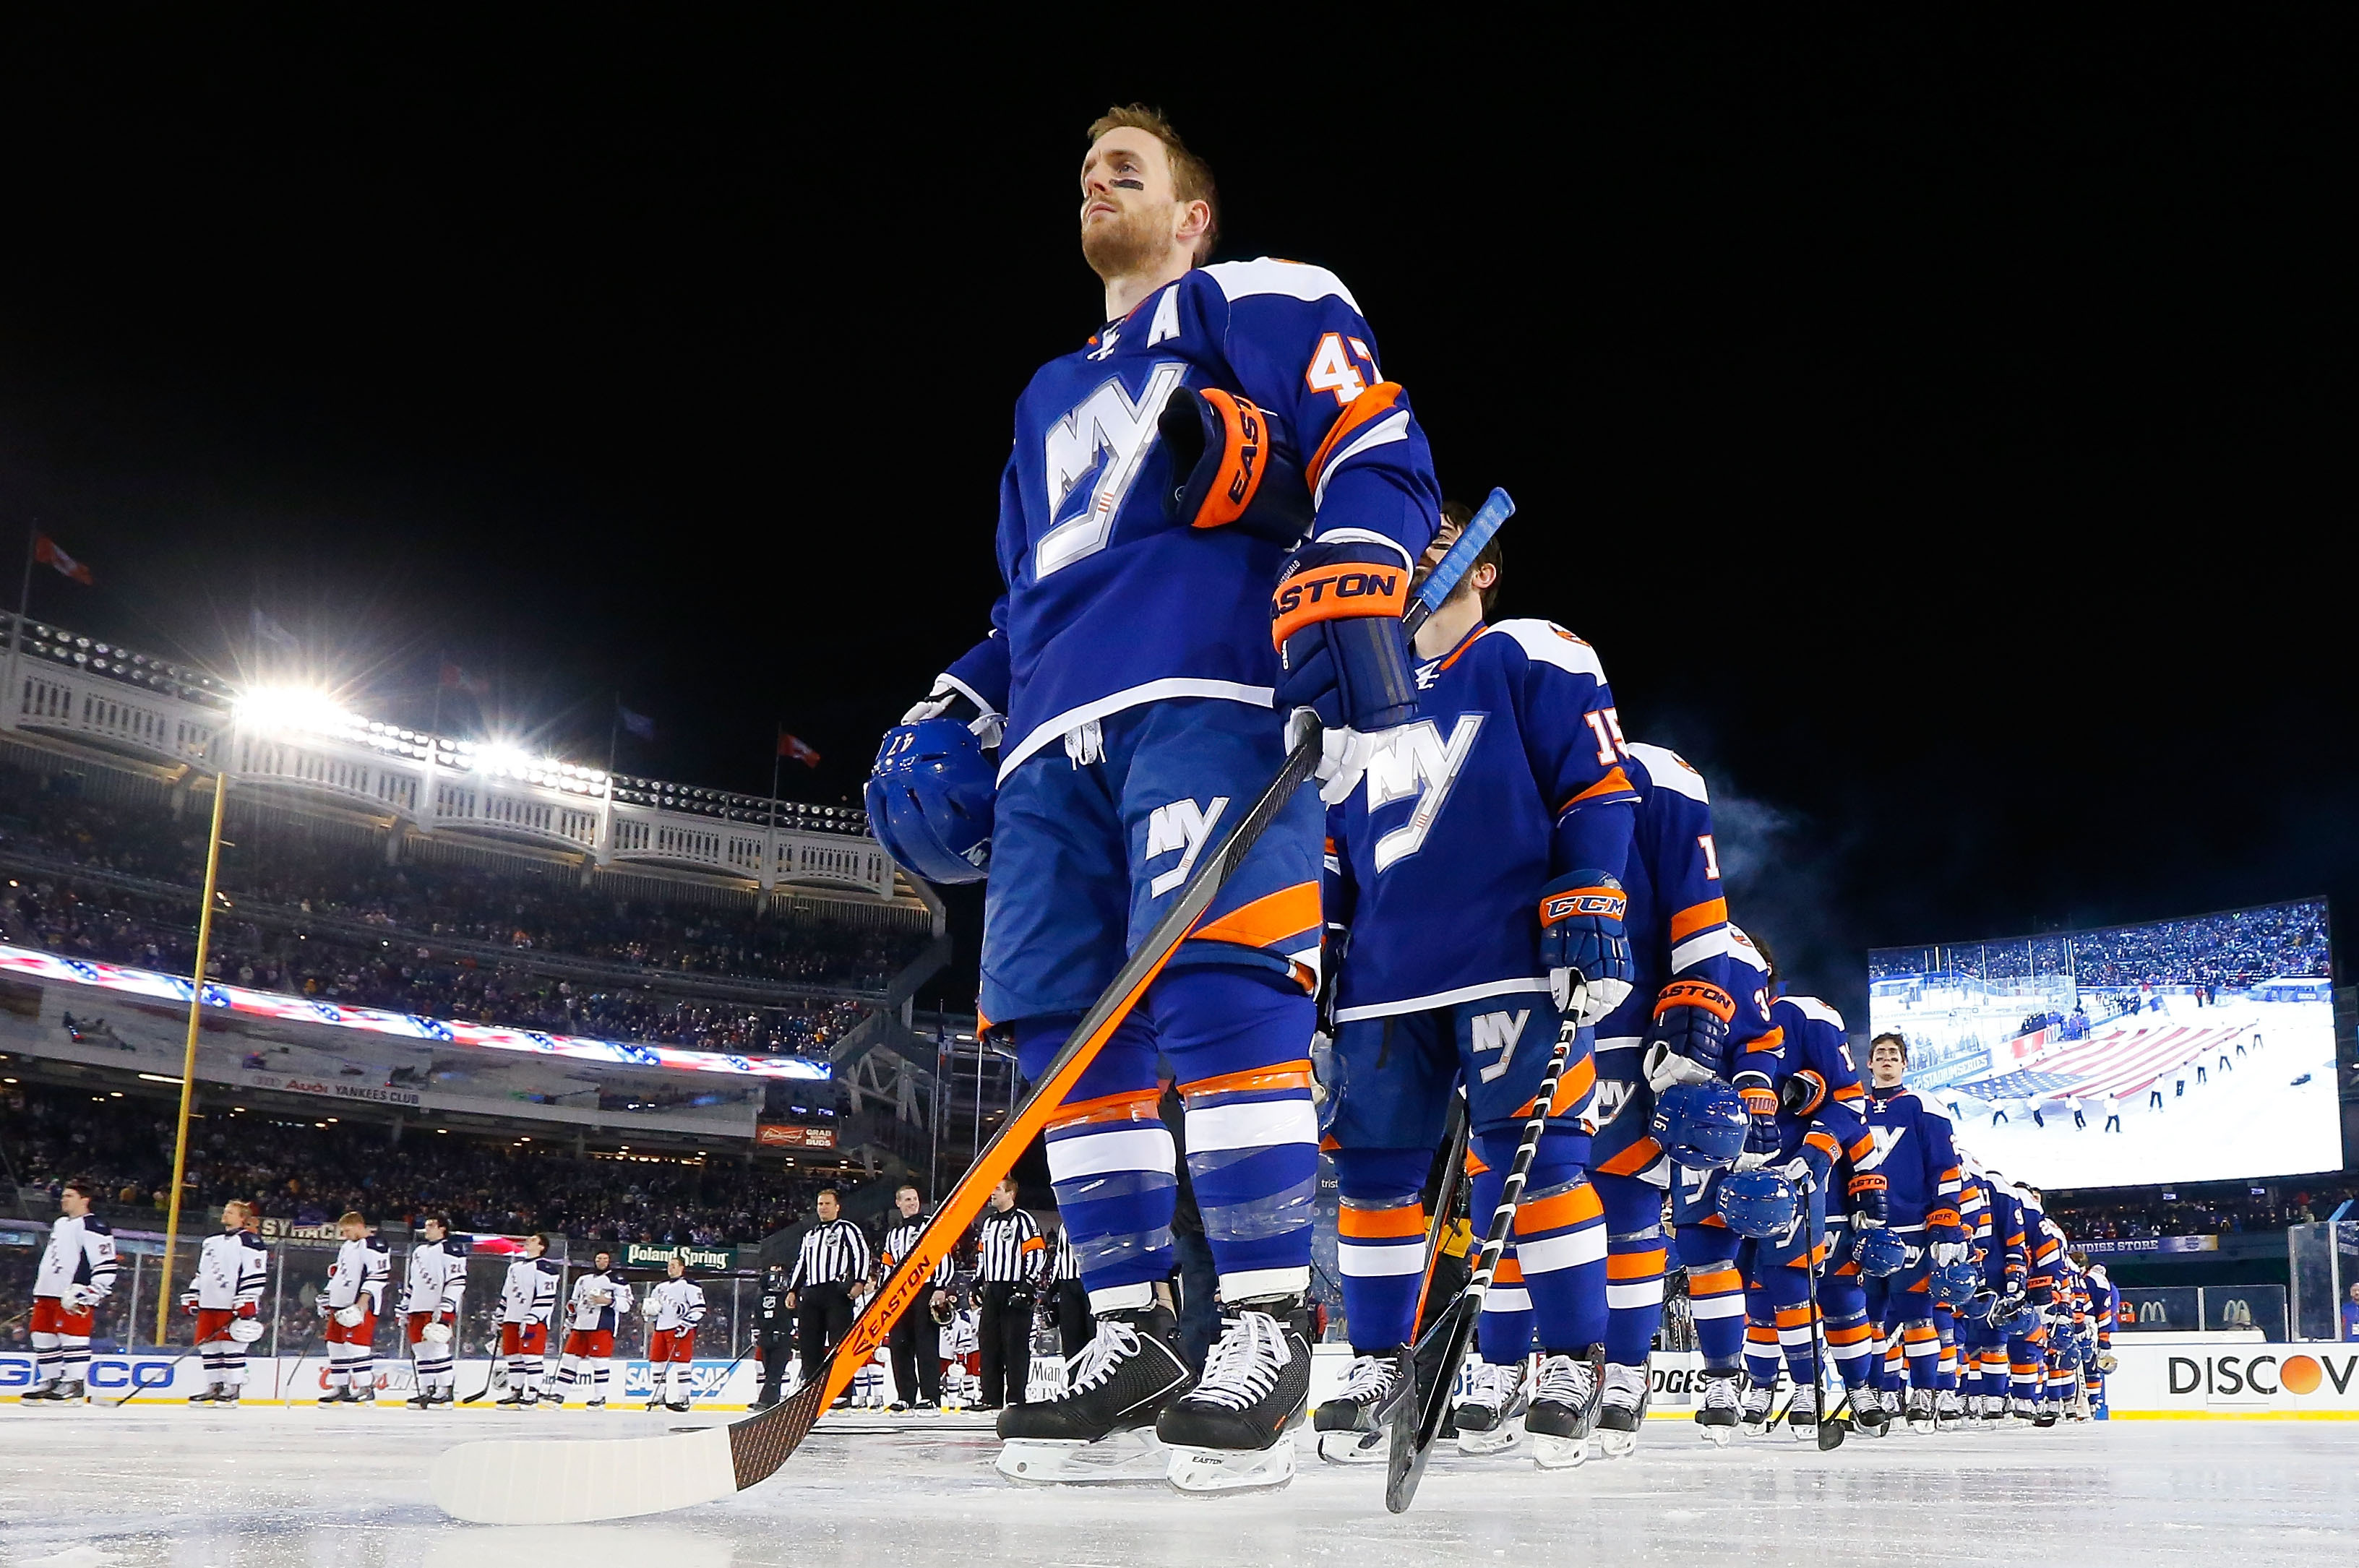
[777,731,821,768]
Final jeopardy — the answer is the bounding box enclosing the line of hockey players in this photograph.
[851,103,2151,1494]
[10,1193,716,1411]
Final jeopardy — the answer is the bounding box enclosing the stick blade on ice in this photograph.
[431,1426,736,1524]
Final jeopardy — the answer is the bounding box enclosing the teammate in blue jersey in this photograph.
[1666,926,1782,1434]
[1555,741,1742,1452]
[1961,1160,2029,1422]
[1309,506,1637,1471]
[1726,990,1871,1440]
[867,106,1440,1493]
[2079,1254,2120,1410]
[1853,1032,1966,1434]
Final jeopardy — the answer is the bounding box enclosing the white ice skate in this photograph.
[1594,1363,1649,1460]
[1453,1360,1528,1455]
[1526,1351,1602,1470]
[1696,1372,1743,1446]
[1312,1353,1402,1465]
[1738,1382,1776,1438]
[1159,1306,1309,1495]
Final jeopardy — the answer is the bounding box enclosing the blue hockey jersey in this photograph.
[943,259,1442,777]
[1978,1176,2029,1294]
[1755,994,1871,1184]
[1858,1085,1964,1237]
[1325,620,1638,1020]
[1585,743,1731,1180]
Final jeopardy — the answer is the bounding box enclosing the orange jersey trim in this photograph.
[1668,897,1729,944]
[1596,1137,1662,1177]
[1190,882,1320,954]
[1558,765,1635,814]
[1607,1248,1667,1281]
[1304,380,1404,491]
[1517,1051,1597,1120]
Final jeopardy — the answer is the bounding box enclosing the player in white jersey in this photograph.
[317,1210,391,1404]
[181,1199,270,1405]
[548,1249,632,1410]
[938,1294,981,1411]
[644,1252,708,1412]
[399,1214,468,1408]
[25,1176,119,1403]
[496,1233,564,1407]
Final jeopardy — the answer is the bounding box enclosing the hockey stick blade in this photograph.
[431,499,1503,1525]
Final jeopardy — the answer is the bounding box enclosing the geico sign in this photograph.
[2167,1353,2359,1398]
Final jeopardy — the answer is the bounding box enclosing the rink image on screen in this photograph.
[1868,898,2337,1189]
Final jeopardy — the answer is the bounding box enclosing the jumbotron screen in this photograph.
[1867,897,2337,1189]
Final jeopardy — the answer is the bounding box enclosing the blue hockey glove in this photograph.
[1846,1170,1890,1228]
[1273,538,1417,804]
[1642,979,1735,1091]
[1159,386,1313,544]
[1537,871,1631,1025]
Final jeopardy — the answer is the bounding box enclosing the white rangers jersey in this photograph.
[499,1257,563,1325]
[35,1212,119,1301]
[400,1236,468,1316]
[186,1228,270,1311]
[646,1278,707,1332]
[566,1268,633,1332]
[938,1306,978,1361]
[322,1235,391,1313]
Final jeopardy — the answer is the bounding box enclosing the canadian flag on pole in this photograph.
[33,534,94,585]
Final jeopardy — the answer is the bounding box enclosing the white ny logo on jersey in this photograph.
[1362,715,1485,872]
[1037,361,1188,578]
[1858,1124,1907,1171]
[1145,795,1229,897]
[1471,1009,1531,1084]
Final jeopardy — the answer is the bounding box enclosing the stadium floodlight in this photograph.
[478,741,533,777]
[234,684,351,739]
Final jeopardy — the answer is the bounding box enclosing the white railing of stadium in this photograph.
[2,617,898,900]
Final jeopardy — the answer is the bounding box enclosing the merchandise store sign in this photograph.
[2080,1234,2220,1257]
[624,1241,736,1272]
[757,1122,835,1149]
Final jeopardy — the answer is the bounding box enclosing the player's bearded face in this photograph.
[1080,188,1175,279]
[1080,135,1180,280]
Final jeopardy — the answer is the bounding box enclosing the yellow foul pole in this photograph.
[155,759,231,1345]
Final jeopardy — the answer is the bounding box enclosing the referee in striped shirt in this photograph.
[973,1176,1044,1410]
[879,1181,955,1410]
[787,1188,870,1406]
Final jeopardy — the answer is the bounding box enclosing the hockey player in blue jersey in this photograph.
[865,106,1440,1493]
[1452,739,1741,1456]
[1308,507,1636,1471]
[1659,925,1793,1437]
[1725,986,1872,1441]
[1961,1160,2029,1423]
[1854,1032,1967,1435]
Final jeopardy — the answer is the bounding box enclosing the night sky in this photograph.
[1,17,2350,1020]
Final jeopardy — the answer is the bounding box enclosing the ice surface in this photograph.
[6,1405,2358,1567]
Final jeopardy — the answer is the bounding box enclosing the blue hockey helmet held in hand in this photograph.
[1852,1226,1910,1278]
[1715,1169,1799,1239]
[1650,1081,1749,1171]
[1929,1258,1983,1307]
[864,718,995,885]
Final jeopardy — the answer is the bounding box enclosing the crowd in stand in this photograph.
[1870,900,2333,991]
[0,769,934,1056]
[2046,1181,2359,1241]
[1,1079,851,1244]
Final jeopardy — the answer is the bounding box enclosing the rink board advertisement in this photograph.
[12,1342,2353,1417]
[1865,897,2339,1189]
[0,1353,765,1408]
